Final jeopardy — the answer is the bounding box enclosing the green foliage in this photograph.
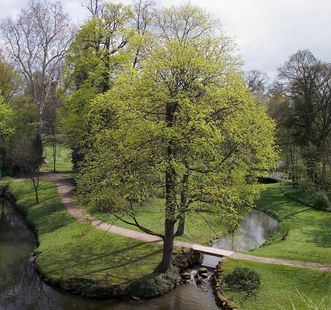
[224,267,261,294]
[7,96,42,175]
[0,96,14,140]
[0,59,20,101]
[77,7,277,231]
[314,192,331,211]
[128,265,180,298]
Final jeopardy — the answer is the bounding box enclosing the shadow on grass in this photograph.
[282,207,312,221]
[39,236,162,284]
[309,217,331,248]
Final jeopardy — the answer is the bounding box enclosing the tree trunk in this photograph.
[176,216,185,236]
[158,218,175,272]
[32,172,40,204]
[176,169,189,236]
[158,102,177,272]
[52,142,56,172]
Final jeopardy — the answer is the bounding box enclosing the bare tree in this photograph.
[82,0,105,17]
[131,0,155,68]
[245,70,269,95]
[0,0,75,129]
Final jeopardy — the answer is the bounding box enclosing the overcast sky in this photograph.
[1,0,330,79]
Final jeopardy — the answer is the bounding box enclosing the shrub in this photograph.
[224,267,261,295]
[314,192,330,211]
[278,221,290,240]
[128,265,180,298]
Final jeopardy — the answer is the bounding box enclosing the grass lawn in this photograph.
[223,259,331,310]
[8,179,162,285]
[42,145,74,178]
[250,183,331,264]
[95,197,228,245]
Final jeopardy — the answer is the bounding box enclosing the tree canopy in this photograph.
[76,4,277,272]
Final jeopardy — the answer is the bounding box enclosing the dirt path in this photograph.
[40,171,331,272]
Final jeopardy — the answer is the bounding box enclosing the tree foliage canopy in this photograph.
[76,4,277,271]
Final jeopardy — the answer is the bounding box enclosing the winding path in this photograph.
[40,171,331,272]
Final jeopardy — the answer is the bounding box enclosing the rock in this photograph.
[198,267,208,275]
[29,253,37,263]
[172,248,202,272]
[200,272,209,278]
[181,272,191,280]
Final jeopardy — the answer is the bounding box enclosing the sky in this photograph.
[0,0,330,79]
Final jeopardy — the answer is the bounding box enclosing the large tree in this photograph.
[0,0,74,131]
[77,5,276,272]
[62,0,155,168]
[277,50,331,188]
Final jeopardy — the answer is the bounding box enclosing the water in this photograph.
[203,209,278,267]
[0,199,218,310]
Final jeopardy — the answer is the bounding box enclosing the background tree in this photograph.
[77,5,277,272]
[0,57,20,101]
[277,50,331,189]
[0,0,74,161]
[8,97,42,202]
[62,0,154,169]
[0,96,15,178]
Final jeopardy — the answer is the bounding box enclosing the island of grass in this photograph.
[3,179,188,298]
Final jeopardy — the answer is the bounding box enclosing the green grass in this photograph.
[223,260,331,310]
[8,179,162,285]
[95,197,228,245]
[42,145,74,178]
[250,183,331,264]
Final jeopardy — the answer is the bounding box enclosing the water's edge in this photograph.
[0,187,214,305]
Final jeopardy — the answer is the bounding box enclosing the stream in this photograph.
[203,209,278,267]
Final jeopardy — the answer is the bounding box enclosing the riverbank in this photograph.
[248,183,331,264]
[1,179,196,299]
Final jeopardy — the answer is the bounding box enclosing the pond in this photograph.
[203,209,278,267]
[0,199,218,310]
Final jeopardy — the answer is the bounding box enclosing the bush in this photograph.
[314,192,330,211]
[224,267,261,295]
[278,221,290,240]
[128,265,180,298]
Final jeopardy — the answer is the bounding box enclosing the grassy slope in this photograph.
[9,180,162,285]
[223,260,331,310]
[95,197,227,245]
[250,183,331,264]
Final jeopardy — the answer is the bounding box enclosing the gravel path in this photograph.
[40,171,331,272]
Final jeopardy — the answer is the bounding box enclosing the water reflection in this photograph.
[203,209,278,267]
[0,199,218,310]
